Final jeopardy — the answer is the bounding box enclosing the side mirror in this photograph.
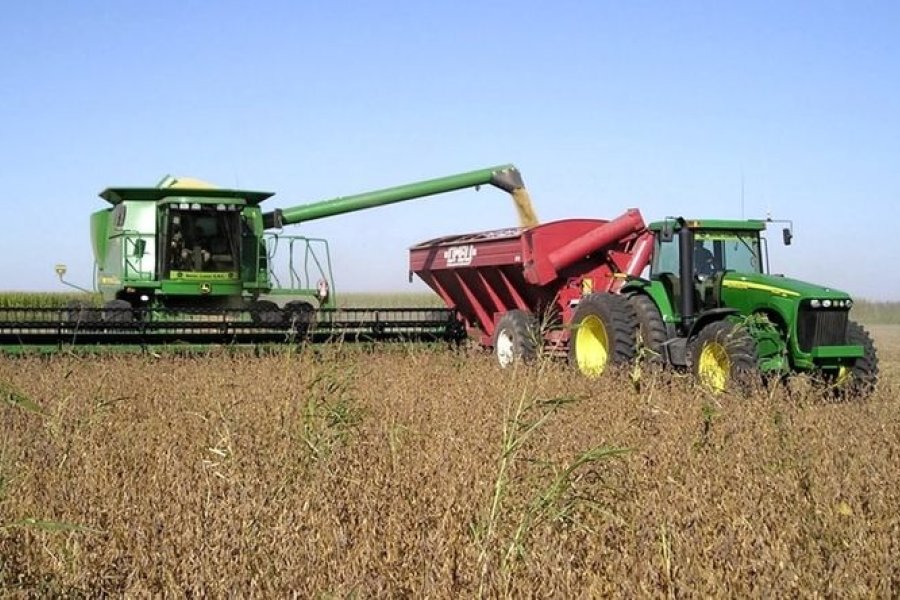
[133,238,147,257]
[782,228,793,246]
[659,222,675,243]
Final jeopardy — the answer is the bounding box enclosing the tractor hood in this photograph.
[722,272,852,303]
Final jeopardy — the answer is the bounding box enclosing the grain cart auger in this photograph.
[410,214,878,396]
[0,165,531,351]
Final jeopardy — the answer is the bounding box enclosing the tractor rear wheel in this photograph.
[493,310,538,368]
[829,320,878,397]
[568,293,637,378]
[689,320,760,393]
[627,293,668,364]
[249,300,283,325]
[102,299,134,323]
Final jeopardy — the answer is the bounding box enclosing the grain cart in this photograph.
[1,165,528,349]
[409,213,878,394]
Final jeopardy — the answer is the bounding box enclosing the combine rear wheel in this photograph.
[828,320,878,398]
[493,310,538,368]
[689,320,759,393]
[626,293,667,364]
[568,293,637,378]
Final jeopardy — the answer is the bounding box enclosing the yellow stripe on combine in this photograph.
[722,280,800,297]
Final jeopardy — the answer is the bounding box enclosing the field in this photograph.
[1,333,899,596]
[1,295,899,596]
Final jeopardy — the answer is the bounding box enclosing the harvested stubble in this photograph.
[0,329,899,597]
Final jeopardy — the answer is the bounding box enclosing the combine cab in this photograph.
[410,214,878,395]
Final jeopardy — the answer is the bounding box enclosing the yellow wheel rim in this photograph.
[698,341,730,392]
[835,365,852,387]
[576,315,609,377]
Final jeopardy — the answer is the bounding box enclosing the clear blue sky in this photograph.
[1,1,898,299]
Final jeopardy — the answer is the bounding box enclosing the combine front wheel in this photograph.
[284,300,316,336]
[568,294,637,378]
[102,299,134,323]
[493,310,538,368]
[249,300,283,325]
[689,320,759,393]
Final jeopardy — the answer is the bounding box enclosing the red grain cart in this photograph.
[409,209,653,364]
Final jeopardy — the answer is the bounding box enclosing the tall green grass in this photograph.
[0,292,99,308]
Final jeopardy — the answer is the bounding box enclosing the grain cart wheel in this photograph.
[102,299,134,323]
[626,293,667,364]
[689,320,760,393]
[568,293,637,378]
[283,300,316,336]
[829,320,878,397]
[249,300,283,325]
[493,310,538,368]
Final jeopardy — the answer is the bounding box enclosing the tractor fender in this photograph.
[686,308,740,340]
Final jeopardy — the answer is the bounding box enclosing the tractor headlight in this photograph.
[822,299,832,308]
[810,299,821,308]
[845,299,853,309]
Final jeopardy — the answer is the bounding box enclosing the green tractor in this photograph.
[605,217,878,393]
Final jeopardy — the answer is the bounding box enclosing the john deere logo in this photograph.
[200,283,211,294]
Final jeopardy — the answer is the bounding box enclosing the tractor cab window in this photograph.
[651,235,680,276]
[694,231,762,275]
[164,208,241,276]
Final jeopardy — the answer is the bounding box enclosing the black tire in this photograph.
[102,299,134,323]
[568,293,637,378]
[828,320,878,398]
[492,310,538,368]
[626,293,668,364]
[283,300,316,336]
[689,320,760,392]
[65,300,97,324]
[249,300,283,325]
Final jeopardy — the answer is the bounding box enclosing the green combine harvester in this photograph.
[0,165,529,350]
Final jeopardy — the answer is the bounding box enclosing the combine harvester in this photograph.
[0,165,533,350]
[409,212,879,394]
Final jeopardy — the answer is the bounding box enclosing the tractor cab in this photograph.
[649,219,770,328]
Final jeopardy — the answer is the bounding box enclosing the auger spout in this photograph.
[262,164,536,229]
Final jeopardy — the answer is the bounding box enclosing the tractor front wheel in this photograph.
[689,320,760,393]
[493,310,538,368]
[568,293,637,378]
[828,320,878,398]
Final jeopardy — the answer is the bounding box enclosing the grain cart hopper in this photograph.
[410,214,878,395]
[1,165,528,349]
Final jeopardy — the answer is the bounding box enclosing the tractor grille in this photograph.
[796,308,848,352]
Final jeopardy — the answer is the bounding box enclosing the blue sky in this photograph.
[1,1,898,299]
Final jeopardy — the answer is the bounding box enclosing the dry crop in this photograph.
[0,328,899,597]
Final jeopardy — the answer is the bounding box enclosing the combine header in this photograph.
[1,165,531,350]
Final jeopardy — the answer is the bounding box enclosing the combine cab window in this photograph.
[163,208,241,278]
[695,231,762,275]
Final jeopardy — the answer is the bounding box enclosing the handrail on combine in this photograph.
[263,233,336,306]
